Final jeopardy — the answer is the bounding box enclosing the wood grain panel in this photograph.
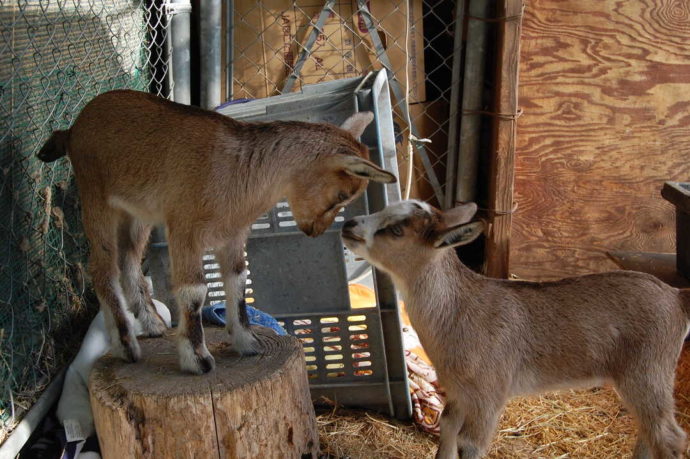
[511,0,690,281]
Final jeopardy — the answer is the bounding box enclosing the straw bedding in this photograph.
[317,343,690,458]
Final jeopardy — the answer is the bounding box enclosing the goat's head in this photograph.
[286,112,396,237]
[341,200,484,271]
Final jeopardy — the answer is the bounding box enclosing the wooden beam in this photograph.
[484,0,524,278]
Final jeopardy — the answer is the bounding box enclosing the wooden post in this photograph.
[485,0,524,278]
[89,328,319,458]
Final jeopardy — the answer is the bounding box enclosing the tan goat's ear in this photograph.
[337,155,397,183]
[434,221,485,249]
[340,112,374,138]
[442,202,478,227]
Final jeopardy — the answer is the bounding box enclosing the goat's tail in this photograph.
[36,130,69,162]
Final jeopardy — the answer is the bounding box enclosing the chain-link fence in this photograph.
[229,0,462,207]
[0,0,169,442]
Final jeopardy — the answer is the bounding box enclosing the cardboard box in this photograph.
[230,0,425,102]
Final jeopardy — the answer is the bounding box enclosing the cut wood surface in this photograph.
[89,327,319,459]
[512,0,690,280]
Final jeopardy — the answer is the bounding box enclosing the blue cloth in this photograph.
[202,302,287,336]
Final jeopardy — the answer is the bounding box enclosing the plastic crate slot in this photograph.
[208,291,226,298]
[278,220,297,227]
[303,347,315,353]
[350,342,369,350]
[353,360,372,368]
[205,272,221,279]
[308,373,318,379]
[350,333,368,341]
[306,364,318,371]
[348,324,367,331]
[327,372,346,378]
[245,297,255,304]
[320,317,339,324]
[293,319,312,326]
[204,263,220,270]
[277,211,293,218]
[352,352,371,359]
[324,354,343,361]
[294,328,313,335]
[244,288,253,295]
[354,369,373,377]
[323,336,341,343]
[299,337,314,344]
[321,326,340,333]
[210,300,223,305]
[202,254,216,261]
[277,201,289,208]
[324,345,342,352]
[347,315,366,322]
[326,363,344,370]
[207,282,224,289]
[305,355,316,362]
[335,216,344,222]
[252,223,271,230]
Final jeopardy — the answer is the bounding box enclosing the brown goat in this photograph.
[37,90,395,375]
[342,200,690,459]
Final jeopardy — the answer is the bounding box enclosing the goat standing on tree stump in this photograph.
[37,90,395,375]
[342,200,690,459]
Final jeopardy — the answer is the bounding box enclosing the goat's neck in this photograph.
[393,249,483,330]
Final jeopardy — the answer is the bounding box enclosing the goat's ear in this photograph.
[336,155,397,183]
[442,202,478,227]
[340,112,374,138]
[434,221,485,249]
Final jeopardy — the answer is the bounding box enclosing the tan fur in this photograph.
[37,89,395,374]
[343,200,690,459]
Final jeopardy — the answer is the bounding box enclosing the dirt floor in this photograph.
[317,343,690,458]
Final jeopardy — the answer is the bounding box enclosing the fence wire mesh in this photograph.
[229,0,459,206]
[0,0,169,441]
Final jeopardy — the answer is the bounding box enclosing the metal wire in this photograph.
[230,0,459,207]
[0,0,170,441]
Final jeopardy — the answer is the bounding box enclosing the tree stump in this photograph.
[89,327,319,458]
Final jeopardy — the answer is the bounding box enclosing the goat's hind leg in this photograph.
[117,213,166,336]
[215,240,259,355]
[616,370,687,459]
[455,393,505,459]
[84,208,140,362]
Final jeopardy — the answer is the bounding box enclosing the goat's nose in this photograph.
[343,219,358,229]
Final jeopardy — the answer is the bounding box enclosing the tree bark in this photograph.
[89,327,319,458]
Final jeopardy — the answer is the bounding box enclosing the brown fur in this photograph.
[37,89,395,374]
[343,200,690,459]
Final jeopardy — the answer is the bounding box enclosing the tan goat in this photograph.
[342,200,690,459]
[37,89,395,375]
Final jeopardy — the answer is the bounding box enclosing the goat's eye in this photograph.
[389,223,403,237]
[338,192,349,202]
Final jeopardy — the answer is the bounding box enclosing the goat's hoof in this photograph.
[227,328,260,356]
[138,312,168,337]
[178,340,216,375]
[111,337,141,363]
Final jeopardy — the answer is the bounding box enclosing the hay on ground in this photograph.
[317,344,690,458]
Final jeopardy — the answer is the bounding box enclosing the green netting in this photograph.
[0,0,169,441]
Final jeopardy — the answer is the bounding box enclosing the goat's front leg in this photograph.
[436,400,464,459]
[169,230,215,374]
[215,238,259,355]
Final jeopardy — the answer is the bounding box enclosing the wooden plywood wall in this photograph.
[510,0,690,281]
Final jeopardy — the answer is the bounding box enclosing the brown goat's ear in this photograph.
[340,112,374,138]
[433,221,484,249]
[336,155,397,183]
[442,202,478,227]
